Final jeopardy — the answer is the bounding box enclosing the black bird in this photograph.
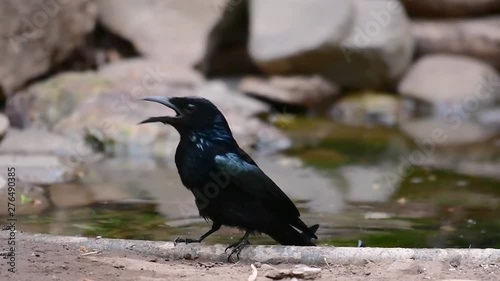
[140,96,319,261]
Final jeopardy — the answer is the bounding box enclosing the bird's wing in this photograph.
[214,153,300,218]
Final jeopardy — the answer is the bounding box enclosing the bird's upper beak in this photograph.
[139,96,181,125]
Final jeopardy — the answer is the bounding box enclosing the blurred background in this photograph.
[0,0,499,248]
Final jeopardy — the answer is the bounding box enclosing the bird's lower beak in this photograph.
[139,96,181,125]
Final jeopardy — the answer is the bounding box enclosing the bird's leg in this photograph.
[174,223,221,245]
[225,230,252,263]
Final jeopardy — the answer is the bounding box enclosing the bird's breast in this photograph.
[175,141,213,189]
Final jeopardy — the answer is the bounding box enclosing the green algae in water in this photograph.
[19,204,179,241]
[281,116,411,166]
[393,168,500,205]
[280,116,500,248]
[8,116,500,248]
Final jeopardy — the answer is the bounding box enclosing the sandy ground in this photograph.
[0,237,498,281]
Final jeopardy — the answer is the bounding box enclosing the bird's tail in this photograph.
[266,223,319,246]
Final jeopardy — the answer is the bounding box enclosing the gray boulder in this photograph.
[0,128,98,161]
[97,58,204,87]
[249,0,414,89]
[412,17,500,69]
[398,54,500,145]
[0,155,83,184]
[239,75,338,108]
[0,0,97,95]
[398,55,500,107]
[98,0,225,68]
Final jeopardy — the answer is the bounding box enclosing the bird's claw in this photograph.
[225,239,250,263]
[224,241,239,253]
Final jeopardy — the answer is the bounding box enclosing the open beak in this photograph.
[139,96,181,125]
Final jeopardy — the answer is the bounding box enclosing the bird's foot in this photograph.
[225,238,250,263]
[174,237,200,246]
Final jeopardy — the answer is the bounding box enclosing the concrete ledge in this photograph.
[6,232,500,265]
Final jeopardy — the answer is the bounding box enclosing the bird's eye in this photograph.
[185,104,197,114]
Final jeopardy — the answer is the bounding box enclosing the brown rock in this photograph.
[412,17,500,69]
[0,128,96,159]
[98,0,225,67]
[249,0,414,89]
[239,75,338,108]
[398,54,500,105]
[0,0,97,94]
[0,155,83,184]
[48,183,131,208]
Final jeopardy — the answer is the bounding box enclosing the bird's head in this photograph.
[139,96,232,136]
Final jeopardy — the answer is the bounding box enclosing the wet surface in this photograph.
[6,117,500,248]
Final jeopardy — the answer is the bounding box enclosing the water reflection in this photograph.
[6,118,500,248]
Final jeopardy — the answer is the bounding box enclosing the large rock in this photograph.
[400,0,500,18]
[0,155,83,184]
[6,72,115,129]
[0,0,97,95]
[98,0,225,68]
[249,0,414,89]
[412,17,500,69]
[0,128,97,160]
[239,75,338,108]
[97,58,204,87]
[398,55,500,145]
[398,55,500,106]
[7,71,285,157]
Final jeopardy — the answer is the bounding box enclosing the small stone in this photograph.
[364,212,393,220]
[449,257,461,268]
[0,155,82,184]
[239,75,338,108]
[397,197,407,205]
[410,177,424,184]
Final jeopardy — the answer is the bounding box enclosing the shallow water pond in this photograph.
[9,117,500,248]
